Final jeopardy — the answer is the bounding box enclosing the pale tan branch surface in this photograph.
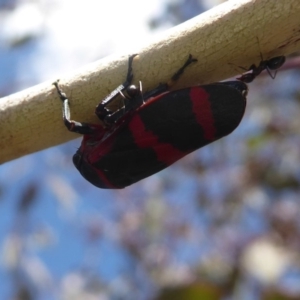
[1,0,300,164]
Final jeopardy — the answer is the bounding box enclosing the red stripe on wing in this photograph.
[129,114,185,165]
[190,87,216,141]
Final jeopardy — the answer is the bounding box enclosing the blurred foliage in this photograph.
[155,283,222,300]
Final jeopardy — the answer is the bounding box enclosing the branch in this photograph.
[1,0,300,164]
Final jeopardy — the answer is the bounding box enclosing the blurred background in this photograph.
[1,0,300,299]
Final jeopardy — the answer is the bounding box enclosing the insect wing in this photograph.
[81,83,247,188]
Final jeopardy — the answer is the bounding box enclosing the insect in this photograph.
[237,55,286,83]
[53,55,248,189]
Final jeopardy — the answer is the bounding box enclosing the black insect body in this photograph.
[54,55,248,189]
[238,55,286,83]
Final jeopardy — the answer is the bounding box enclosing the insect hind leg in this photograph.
[143,54,198,99]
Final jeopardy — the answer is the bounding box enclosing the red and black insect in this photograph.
[237,55,285,83]
[53,55,248,189]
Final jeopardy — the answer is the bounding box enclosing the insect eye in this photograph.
[267,56,286,70]
[127,84,139,97]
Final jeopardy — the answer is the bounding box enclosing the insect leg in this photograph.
[53,81,98,134]
[143,54,198,99]
[95,54,138,121]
